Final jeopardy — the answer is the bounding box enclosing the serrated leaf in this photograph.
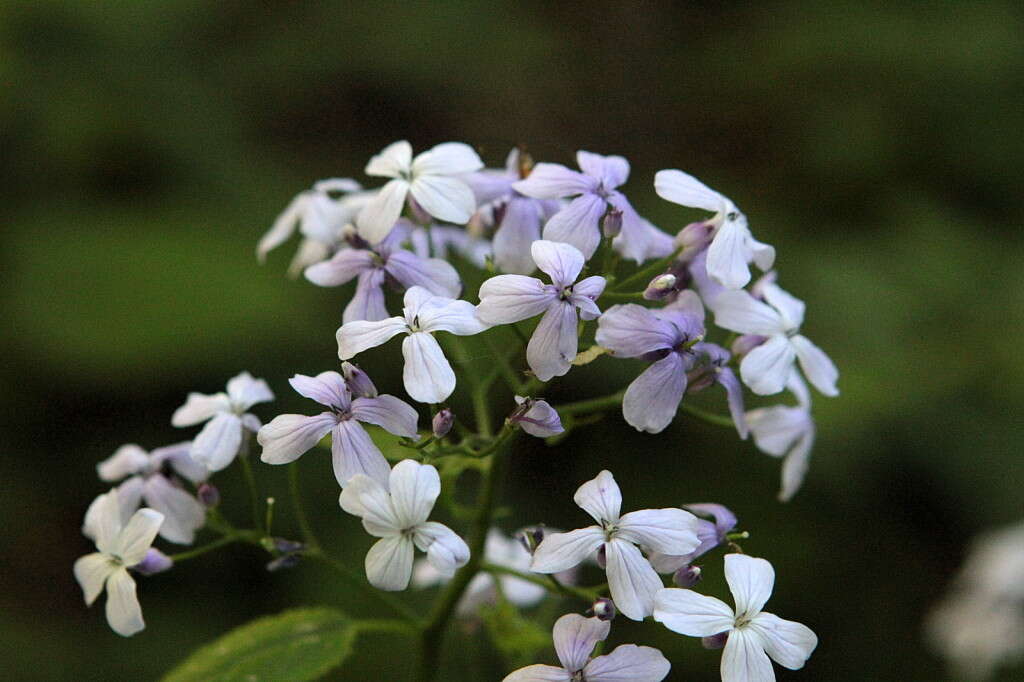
[162,607,356,682]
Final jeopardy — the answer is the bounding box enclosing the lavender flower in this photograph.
[686,342,748,439]
[514,150,674,262]
[258,370,419,488]
[304,220,461,323]
[649,503,738,574]
[746,372,816,502]
[93,442,208,545]
[509,395,564,438]
[476,240,605,381]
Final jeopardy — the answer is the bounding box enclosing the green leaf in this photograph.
[162,607,356,682]
[480,600,551,670]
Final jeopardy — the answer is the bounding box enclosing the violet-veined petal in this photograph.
[583,644,671,682]
[142,476,204,545]
[573,470,622,524]
[725,553,775,618]
[357,178,410,244]
[411,142,483,176]
[477,275,556,324]
[365,534,415,591]
[654,169,725,213]
[552,613,610,673]
[654,587,735,636]
[596,304,679,357]
[289,371,350,410]
[258,413,337,465]
[531,527,605,573]
[105,567,145,637]
[790,334,839,397]
[740,335,796,396]
[384,250,462,298]
[604,538,663,621]
[577,150,630,189]
[389,459,441,527]
[493,196,543,274]
[402,332,456,404]
[779,427,815,502]
[717,367,749,439]
[707,219,754,290]
[531,240,584,288]
[513,163,597,199]
[171,392,230,427]
[331,420,391,489]
[337,316,407,360]
[761,283,805,330]
[344,268,389,323]
[190,412,243,472]
[414,521,470,577]
[116,508,164,566]
[542,193,606,259]
[304,248,374,287]
[339,473,399,531]
[749,612,818,670]
[226,372,274,410]
[351,395,419,438]
[502,665,572,682]
[622,353,687,434]
[410,175,477,224]
[526,301,577,382]
[721,627,773,682]
[617,508,701,556]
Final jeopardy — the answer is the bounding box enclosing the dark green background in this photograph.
[3,1,1022,680]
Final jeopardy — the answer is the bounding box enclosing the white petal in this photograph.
[336,316,408,360]
[604,538,663,621]
[493,196,543,274]
[365,140,412,177]
[313,177,362,193]
[414,521,470,577]
[171,392,230,427]
[502,665,572,682]
[531,527,605,573]
[105,567,145,636]
[303,248,374,286]
[722,628,774,682]
[790,335,839,397]
[357,179,410,244]
[289,371,350,410]
[707,219,753,290]
[654,169,726,213]
[384,250,462,298]
[740,336,796,396]
[143,476,205,545]
[97,444,149,482]
[653,587,736,636]
[542,193,606,260]
[617,508,701,556]
[331,420,391,489]
[746,405,809,457]
[622,353,686,434]
[573,470,622,524]
[760,284,805,330]
[74,553,116,606]
[190,412,243,472]
[712,290,784,336]
[552,613,610,672]
[416,297,488,336]
[526,301,578,382]
[389,459,441,527]
[402,332,456,404]
[226,371,274,410]
[583,644,671,681]
[750,612,818,670]
[153,442,207,484]
[339,473,400,532]
[351,395,420,438]
[513,162,596,199]
[365,534,415,591]
[779,427,815,503]
[116,508,164,566]
[477,275,556,324]
[576,150,630,189]
[725,554,775,618]
[258,413,336,465]
[531,240,584,287]
[412,142,483,176]
[86,490,124,555]
[258,192,306,262]
[410,175,477,224]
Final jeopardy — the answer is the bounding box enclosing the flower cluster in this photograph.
[74,139,835,682]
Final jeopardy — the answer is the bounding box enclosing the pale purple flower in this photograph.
[464,148,562,274]
[531,470,700,620]
[258,370,418,488]
[502,613,670,681]
[410,224,493,269]
[514,151,674,262]
[304,220,461,323]
[594,291,706,433]
[172,372,274,472]
[93,442,207,545]
[711,281,838,397]
[476,240,606,381]
[746,372,816,502]
[74,489,164,637]
[336,286,488,404]
[340,459,469,590]
[654,554,818,682]
[686,342,748,439]
[649,503,738,574]
[509,395,564,438]
[356,140,483,243]
[655,170,775,289]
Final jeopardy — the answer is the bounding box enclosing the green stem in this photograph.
[611,247,682,292]
[555,390,625,416]
[600,291,647,302]
[289,463,320,551]
[168,535,246,563]
[681,403,736,429]
[481,562,600,603]
[305,549,421,624]
[483,331,526,393]
[237,431,263,532]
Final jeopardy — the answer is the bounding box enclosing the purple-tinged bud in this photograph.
[133,548,173,576]
[673,564,702,588]
[197,482,220,508]
[272,537,305,554]
[432,408,454,439]
[589,597,617,621]
[602,208,623,238]
[517,526,546,554]
[266,554,301,572]
[702,632,729,650]
[342,361,378,398]
[407,194,432,226]
[675,220,716,261]
[749,270,777,301]
[596,545,607,570]
[643,273,678,301]
[731,334,767,359]
[509,396,564,438]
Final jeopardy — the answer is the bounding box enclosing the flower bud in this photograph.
[517,526,546,554]
[266,554,302,572]
[133,548,173,576]
[272,537,305,554]
[596,545,607,569]
[643,273,678,301]
[674,220,715,260]
[432,408,454,439]
[673,564,702,588]
[731,334,767,359]
[509,396,564,438]
[342,361,378,398]
[589,597,617,621]
[197,482,220,508]
[702,632,729,650]
[602,208,623,238]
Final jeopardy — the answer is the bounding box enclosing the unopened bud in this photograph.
[596,545,607,569]
[673,564,702,588]
[197,482,220,508]
[643,273,678,301]
[702,632,729,650]
[133,548,173,576]
[272,537,305,554]
[602,208,623,238]
[731,334,767,359]
[589,597,617,621]
[266,554,302,572]
[675,220,715,260]
[518,526,546,554]
[432,408,454,439]
[342,361,378,398]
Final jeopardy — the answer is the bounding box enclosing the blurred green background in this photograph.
[2,1,1022,680]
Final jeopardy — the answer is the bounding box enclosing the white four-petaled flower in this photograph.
[336,286,488,404]
[531,470,700,620]
[172,372,274,471]
[357,140,483,244]
[746,372,816,502]
[654,553,818,682]
[74,489,164,637]
[476,240,605,381]
[340,459,469,591]
[503,613,670,682]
